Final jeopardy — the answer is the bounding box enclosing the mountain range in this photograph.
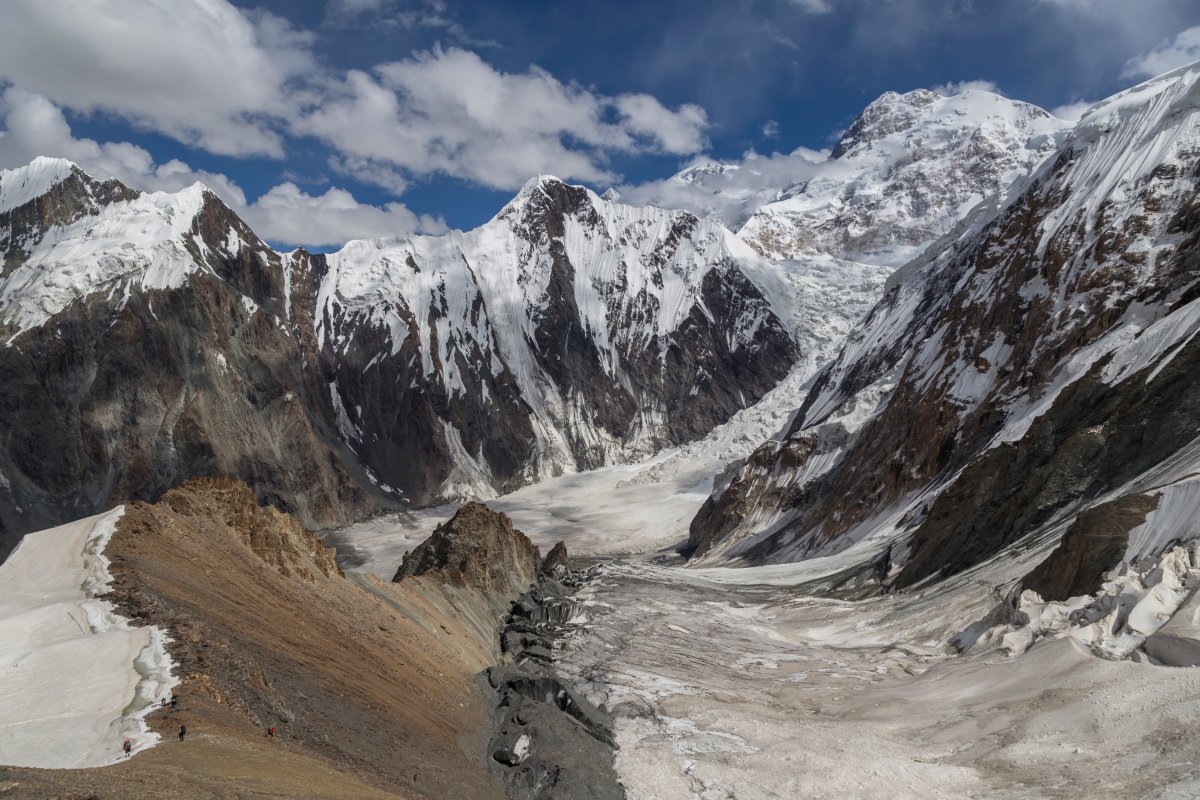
[690,62,1200,622]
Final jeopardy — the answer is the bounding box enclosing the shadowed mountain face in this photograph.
[690,64,1200,595]
[0,160,798,559]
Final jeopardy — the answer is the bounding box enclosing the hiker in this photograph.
[123,739,132,757]
[170,695,178,709]
[267,726,277,738]
[178,724,187,742]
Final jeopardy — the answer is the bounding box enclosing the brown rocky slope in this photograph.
[0,478,540,799]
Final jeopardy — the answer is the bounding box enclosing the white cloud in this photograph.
[761,120,781,139]
[789,0,833,12]
[1123,25,1200,79]
[0,87,248,205]
[0,0,314,158]
[1049,99,1097,121]
[240,183,446,247]
[932,80,1003,97]
[0,88,436,248]
[0,0,711,196]
[294,47,709,191]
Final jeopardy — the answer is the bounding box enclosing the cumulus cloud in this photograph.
[0,0,315,158]
[1123,26,1200,79]
[0,89,436,247]
[0,0,711,198]
[0,87,248,205]
[240,183,447,247]
[294,47,709,191]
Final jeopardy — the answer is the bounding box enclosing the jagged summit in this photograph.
[829,88,942,158]
[0,167,241,337]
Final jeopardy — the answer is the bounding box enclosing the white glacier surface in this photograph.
[0,508,177,769]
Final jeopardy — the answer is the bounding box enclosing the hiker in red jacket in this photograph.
[123,739,132,757]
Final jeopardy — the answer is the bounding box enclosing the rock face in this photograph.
[0,160,798,560]
[691,64,1200,596]
[539,541,569,577]
[317,177,799,501]
[393,501,540,598]
[0,160,374,561]
[738,89,1068,266]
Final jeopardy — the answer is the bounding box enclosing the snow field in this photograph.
[0,508,178,768]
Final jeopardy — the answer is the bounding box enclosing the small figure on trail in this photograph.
[267,726,277,738]
[169,694,178,709]
[178,724,187,742]
[123,739,132,757]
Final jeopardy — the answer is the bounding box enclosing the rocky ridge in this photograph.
[1,477,527,798]
[394,503,624,799]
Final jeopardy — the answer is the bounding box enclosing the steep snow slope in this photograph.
[0,157,77,215]
[0,508,176,768]
[739,89,1069,265]
[1,182,214,338]
[690,61,1200,605]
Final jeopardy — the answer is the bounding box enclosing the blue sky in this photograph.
[2,0,1200,248]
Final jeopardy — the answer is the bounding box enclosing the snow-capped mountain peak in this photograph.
[0,164,262,339]
[0,157,79,215]
[315,175,798,498]
[738,87,1071,267]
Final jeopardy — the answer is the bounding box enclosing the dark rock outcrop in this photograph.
[392,501,540,599]
[539,541,569,577]
[394,502,622,798]
[488,572,624,800]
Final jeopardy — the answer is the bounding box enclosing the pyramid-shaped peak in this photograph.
[0,157,84,215]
